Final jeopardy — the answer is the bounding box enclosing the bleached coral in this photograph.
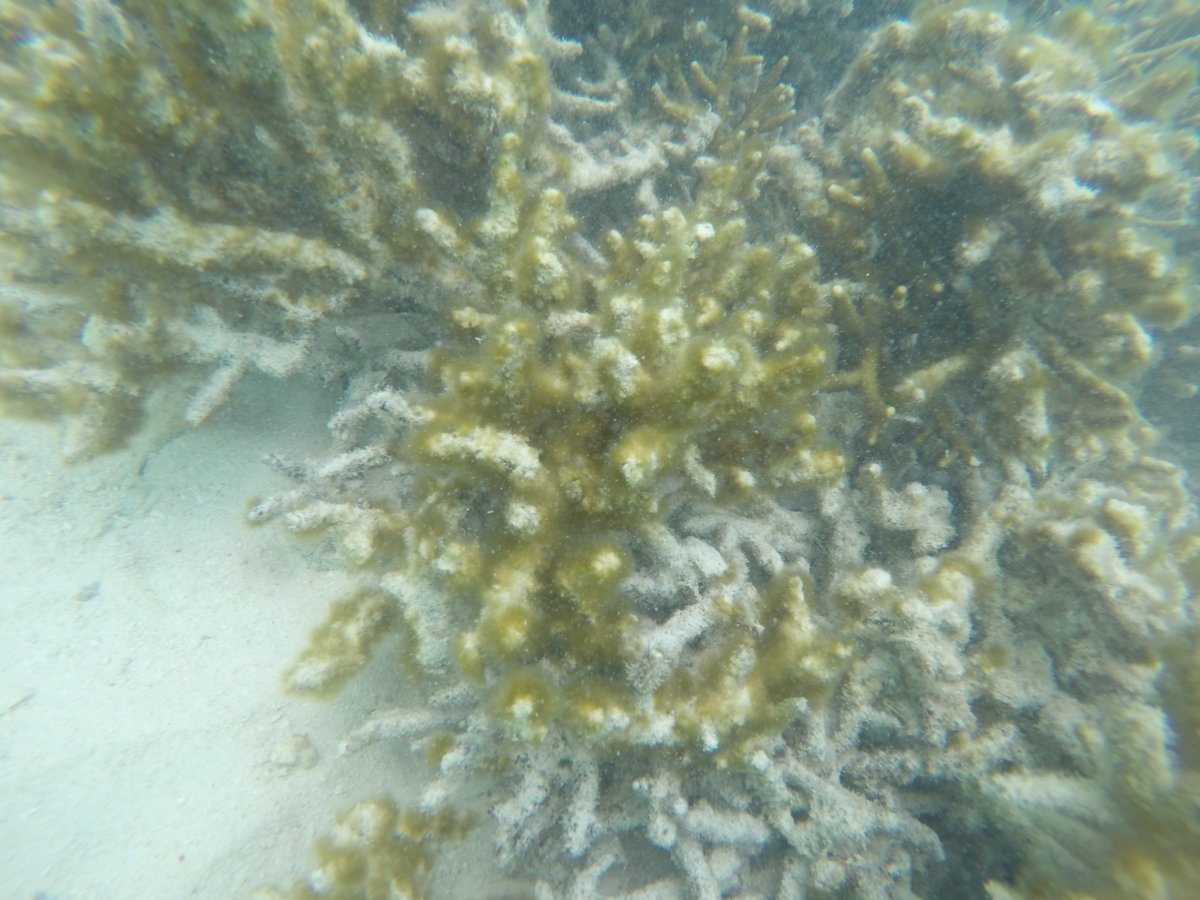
[2,0,1197,897]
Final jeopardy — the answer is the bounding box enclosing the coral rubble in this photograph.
[1,0,1197,896]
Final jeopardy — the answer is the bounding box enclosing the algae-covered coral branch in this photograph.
[2,0,1197,897]
[771,1,1196,471]
[258,0,856,763]
[0,0,570,456]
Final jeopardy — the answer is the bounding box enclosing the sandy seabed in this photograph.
[0,376,508,899]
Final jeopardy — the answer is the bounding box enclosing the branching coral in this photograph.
[254,797,473,900]
[768,1,1195,472]
[0,0,576,456]
[1,0,1197,897]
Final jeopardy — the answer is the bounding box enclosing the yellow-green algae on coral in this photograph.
[400,171,852,752]
[773,0,1196,470]
[253,798,473,900]
[210,0,867,761]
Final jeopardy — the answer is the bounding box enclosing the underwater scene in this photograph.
[1,0,1198,897]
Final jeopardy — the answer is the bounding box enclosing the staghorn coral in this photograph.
[767,0,1195,469]
[253,798,474,900]
[1,0,1197,897]
[0,0,578,456]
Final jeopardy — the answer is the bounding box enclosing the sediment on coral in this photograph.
[2,0,1197,897]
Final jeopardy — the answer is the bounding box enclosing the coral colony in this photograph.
[2,0,1198,896]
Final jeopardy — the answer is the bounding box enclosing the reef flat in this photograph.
[2,1,1198,896]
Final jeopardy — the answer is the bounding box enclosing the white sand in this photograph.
[0,377,454,898]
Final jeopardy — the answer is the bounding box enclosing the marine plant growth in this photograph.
[1,0,1198,896]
